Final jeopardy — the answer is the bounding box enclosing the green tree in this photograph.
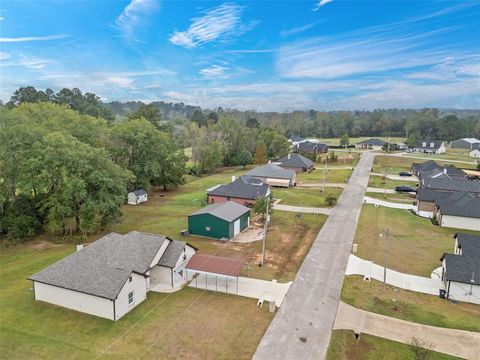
[254,142,268,164]
[127,103,162,128]
[207,111,219,124]
[253,196,272,221]
[198,140,223,173]
[233,150,253,168]
[246,117,260,129]
[340,133,349,146]
[325,194,338,206]
[191,109,207,127]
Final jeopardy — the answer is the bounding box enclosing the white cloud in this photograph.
[281,22,319,37]
[0,51,10,60]
[116,0,160,42]
[313,0,333,11]
[169,3,252,48]
[0,34,69,42]
[19,56,51,69]
[225,49,274,54]
[0,17,4,21]
[199,65,229,79]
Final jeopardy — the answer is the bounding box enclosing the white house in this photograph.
[29,231,196,320]
[414,140,446,154]
[127,189,148,205]
[469,149,480,159]
[440,233,480,305]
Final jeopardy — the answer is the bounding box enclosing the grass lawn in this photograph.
[0,244,274,359]
[405,148,475,163]
[365,192,416,204]
[297,168,354,184]
[341,276,480,332]
[317,137,407,146]
[327,329,461,360]
[273,187,342,207]
[368,175,414,189]
[373,155,477,175]
[354,205,480,276]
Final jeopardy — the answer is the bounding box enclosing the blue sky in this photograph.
[0,0,479,110]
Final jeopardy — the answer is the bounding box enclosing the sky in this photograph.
[0,0,479,111]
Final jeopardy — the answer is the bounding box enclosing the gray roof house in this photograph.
[246,163,296,187]
[440,233,480,304]
[276,153,314,173]
[293,141,328,155]
[421,178,480,193]
[434,192,480,231]
[355,138,386,149]
[28,231,196,320]
[207,176,271,206]
[450,138,480,150]
[413,140,446,154]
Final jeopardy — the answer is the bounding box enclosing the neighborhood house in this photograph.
[276,153,314,173]
[413,140,446,154]
[127,189,148,205]
[207,176,271,207]
[188,201,251,240]
[440,233,480,304]
[246,163,296,187]
[433,191,480,231]
[293,141,328,156]
[354,138,386,150]
[28,231,197,320]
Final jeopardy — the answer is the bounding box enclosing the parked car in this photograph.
[395,185,416,193]
[399,171,412,177]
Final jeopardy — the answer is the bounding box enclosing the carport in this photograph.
[186,254,244,294]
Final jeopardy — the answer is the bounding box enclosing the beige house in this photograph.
[29,232,196,320]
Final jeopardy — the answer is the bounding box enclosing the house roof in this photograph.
[186,254,244,277]
[158,240,190,268]
[421,178,480,193]
[441,233,480,285]
[355,138,386,146]
[412,160,442,173]
[207,176,270,200]
[189,201,250,222]
[416,188,450,202]
[289,135,304,142]
[294,141,328,152]
[277,153,314,169]
[131,189,147,196]
[415,140,444,150]
[28,231,169,300]
[435,191,480,218]
[246,163,295,180]
[454,138,480,144]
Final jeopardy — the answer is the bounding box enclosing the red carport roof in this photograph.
[186,254,244,277]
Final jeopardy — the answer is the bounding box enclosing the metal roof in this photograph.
[186,254,244,277]
[246,163,295,180]
[28,231,168,299]
[188,201,251,222]
[131,189,147,196]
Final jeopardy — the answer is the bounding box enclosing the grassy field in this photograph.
[353,205,480,276]
[297,168,354,184]
[341,276,480,332]
[365,192,416,204]
[368,175,413,189]
[273,187,342,207]
[405,148,475,163]
[317,137,407,146]
[373,155,477,175]
[327,329,461,360]
[0,244,274,359]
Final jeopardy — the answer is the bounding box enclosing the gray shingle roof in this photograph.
[415,140,444,150]
[131,189,147,196]
[158,240,187,268]
[421,178,480,193]
[294,141,328,153]
[28,231,168,299]
[207,176,270,200]
[355,138,386,146]
[277,153,313,169]
[416,188,450,202]
[189,201,250,222]
[436,191,480,218]
[289,135,304,142]
[412,160,442,173]
[246,163,295,180]
[442,233,480,285]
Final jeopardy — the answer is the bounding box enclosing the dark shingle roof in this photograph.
[415,140,444,150]
[131,189,147,196]
[189,201,250,222]
[289,135,304,142]
[416,188,450,202]
[277,153,314,169]
[246,163,295,180]
[436,191,480,218]
[421,178,480,193]
[28,231,168,299]
[412,160,442,173]
[208,176,270,200]
[294,141,328,153]
[442,233,480,285]
[158,240,187,268]
[355,138,386,146]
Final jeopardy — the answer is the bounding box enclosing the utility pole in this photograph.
[261,198,269,267]
[323,159,327,193]
[383,228,389,290]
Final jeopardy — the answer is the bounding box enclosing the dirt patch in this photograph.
[27,241,63,250]
[232,224,265,243]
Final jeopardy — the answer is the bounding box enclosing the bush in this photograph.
[0,195,43,242]
[325,194,338,206]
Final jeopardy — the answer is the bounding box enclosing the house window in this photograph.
[227,197,231,200]
[430,142,434,148]
[206,226,211,231]
[129,275,132,283]
[128,291,134,305]
[422,142,426,147]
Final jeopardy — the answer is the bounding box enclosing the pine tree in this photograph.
[254,142,268,165]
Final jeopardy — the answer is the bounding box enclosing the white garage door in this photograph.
[233,219,240,236]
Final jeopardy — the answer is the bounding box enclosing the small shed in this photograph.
[188,201,251,240]
[127,189,148,205]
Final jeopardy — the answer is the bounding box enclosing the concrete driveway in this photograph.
[334,302,480,360]
[363,196,415,210]
[188,275,291,307]
[366,187,396,194]
[371,172,418,182]
[253,152,375,360]
[273,203,331,215]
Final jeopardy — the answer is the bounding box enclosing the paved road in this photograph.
[334,302,480,360]
[273,203,331,215]
[253,152,375,360]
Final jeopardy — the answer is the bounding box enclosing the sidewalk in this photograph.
[363,196,415,210]
[272,203,331,215]
[334,301,480,360]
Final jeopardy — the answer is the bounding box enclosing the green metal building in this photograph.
[188,201,251,240]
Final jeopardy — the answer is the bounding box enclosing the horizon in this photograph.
[1,0,479,111]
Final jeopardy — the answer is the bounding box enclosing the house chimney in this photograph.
[76,244,84,252]
[443,167,447,174]
[288,153,291,159]
[232,176,236,182]
[268,160,272,164]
